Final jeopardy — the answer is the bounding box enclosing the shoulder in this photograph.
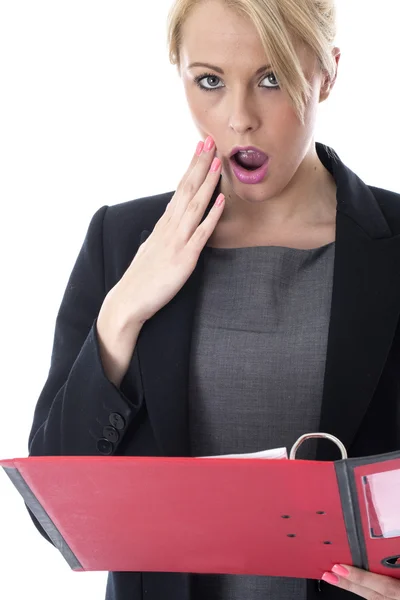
[94,191,174,280]
[103,191,174,237]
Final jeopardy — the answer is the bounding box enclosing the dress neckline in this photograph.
[205,241,336,252]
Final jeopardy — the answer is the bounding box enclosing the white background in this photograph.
[0,1,399,598]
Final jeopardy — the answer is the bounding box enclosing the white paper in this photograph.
[199,447,288,460]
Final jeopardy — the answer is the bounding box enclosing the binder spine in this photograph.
[3,467,83,571]
[334,460,368,570]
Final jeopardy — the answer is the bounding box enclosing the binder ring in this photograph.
[289,433,348,460]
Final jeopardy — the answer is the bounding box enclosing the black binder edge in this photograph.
[334,459,366,569]
[3,466,83,571]
[335,449,400,572]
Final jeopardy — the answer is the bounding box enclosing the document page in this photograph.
[200,447,288,459]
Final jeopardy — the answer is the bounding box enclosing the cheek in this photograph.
[268,95,317,141]
[186,102,221,140]
[184,93,211,129]
[268,107,301,142]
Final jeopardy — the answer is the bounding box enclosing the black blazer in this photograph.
[28,142,400,600]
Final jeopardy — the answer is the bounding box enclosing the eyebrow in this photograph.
[187,62,272,75]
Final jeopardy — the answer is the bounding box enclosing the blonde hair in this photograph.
[166,0,337,126]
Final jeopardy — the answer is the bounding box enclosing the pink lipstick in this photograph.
[230,154,270,184]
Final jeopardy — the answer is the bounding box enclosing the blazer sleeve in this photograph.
[27,205,143,544]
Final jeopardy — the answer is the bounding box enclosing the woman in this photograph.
[27,0,400,599]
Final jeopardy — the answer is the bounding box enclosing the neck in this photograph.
[219,150,337,231]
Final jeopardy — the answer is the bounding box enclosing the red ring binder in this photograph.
[1,432,400,580]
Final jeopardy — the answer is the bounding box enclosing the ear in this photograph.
[319,46,341,102]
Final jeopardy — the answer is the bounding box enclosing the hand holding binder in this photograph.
[320,561,400,596]
[1,432,400,580]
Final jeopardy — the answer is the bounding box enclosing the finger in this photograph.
[178,154,222,239]
[187,191,225,254]
[323,564,400,600]
[163,141,207,223]
[179,140,205,189]
[162,142,203,220]
[173,140,217,220]
[325,575,384,599]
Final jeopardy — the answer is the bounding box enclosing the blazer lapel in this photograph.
[315,146,400,459]
[135,143,400,461]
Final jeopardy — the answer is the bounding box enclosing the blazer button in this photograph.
[103,426,120,443]
[97,438,114,455]
[109,413,125,430]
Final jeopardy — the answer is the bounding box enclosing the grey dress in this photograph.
[187,241,336,600]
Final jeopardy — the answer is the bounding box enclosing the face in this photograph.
[179,0,340,216]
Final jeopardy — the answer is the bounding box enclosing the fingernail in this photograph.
[211,157,221,172]
[204,136,215,152]
[332,564,349,577]
[321,572,339,585]
[196,141,204,156]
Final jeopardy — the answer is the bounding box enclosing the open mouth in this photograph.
[229,151,270,184]
[232,155,258,171]
[231,152,268,171]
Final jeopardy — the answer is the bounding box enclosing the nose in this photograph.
[228,97,260,135]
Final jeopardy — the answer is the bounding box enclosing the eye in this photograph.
[194,71,280,92]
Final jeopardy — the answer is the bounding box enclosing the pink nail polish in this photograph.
[204,136,215,152]
[321,572,339,585]
[332,564,349,577]
[211,157,221,172]
[196,141,204,156]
